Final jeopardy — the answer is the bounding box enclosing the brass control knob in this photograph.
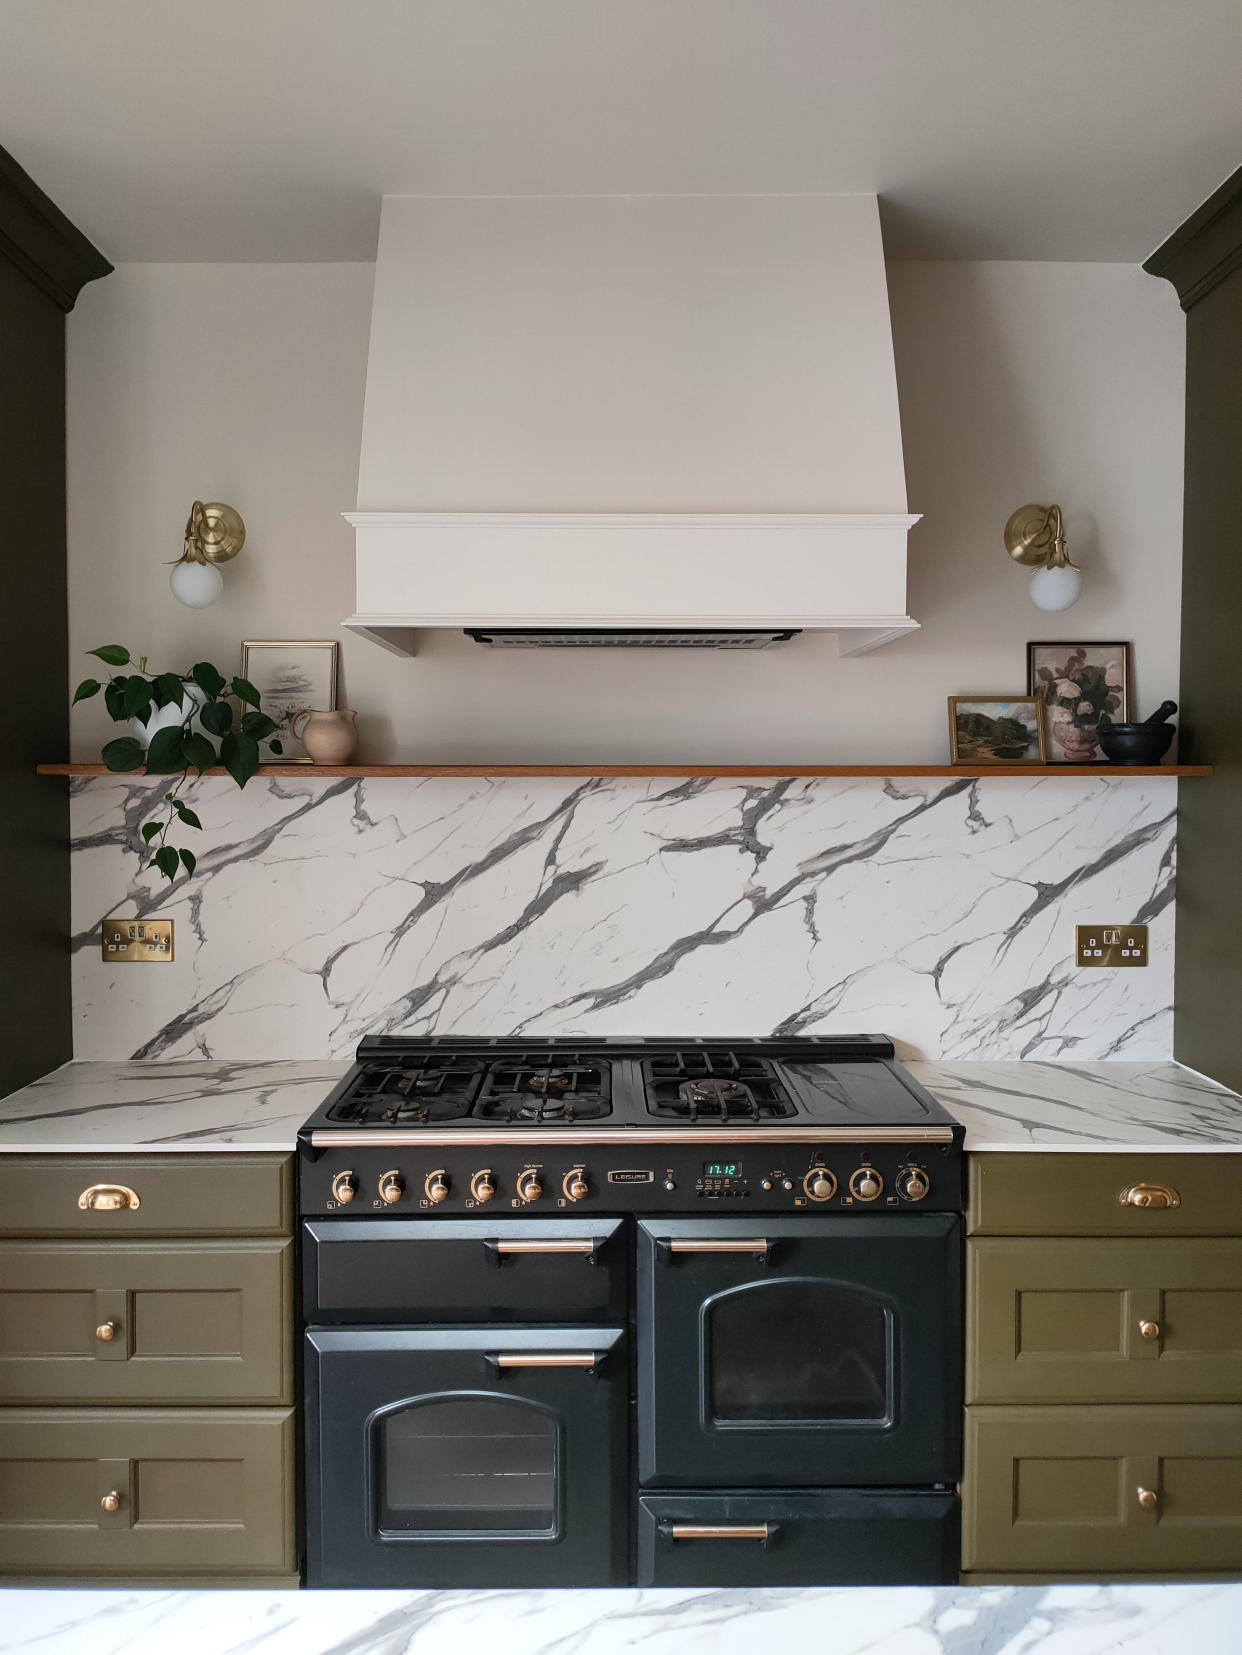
[100,1492,122,1513]
[897,1167,930,1203]
[330,1170,359,1204]
[803,1169,838,1202]
[425,1171,450,1204]
[1137,1486,1160,1512]
[378,1169,405,1205]
[471,1171,497,1204]
[563,1171,590,1203]
[95,1320,119,1343]
[517,1171,544,1204]
[850,1167,883,1202]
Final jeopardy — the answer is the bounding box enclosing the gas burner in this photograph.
[326,1057,486,1125]
[473,1055,613,1122]
[528,1070,573,1093]
[473,1095,612,1124]
[644,1051,797,1122]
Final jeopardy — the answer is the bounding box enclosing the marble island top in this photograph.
[0,1055,1240,1154]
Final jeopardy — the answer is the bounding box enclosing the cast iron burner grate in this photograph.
[326,1057,487,1125]
[643,1051,797,1121]
[472,1056,612,1123]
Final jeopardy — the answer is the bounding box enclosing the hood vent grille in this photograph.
[465,628,800,650]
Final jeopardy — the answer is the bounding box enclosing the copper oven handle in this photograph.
[668,1524,773,1542]
[667,1239,773,1254]
[492,1352,602,1369]
[491,1240,600,1255]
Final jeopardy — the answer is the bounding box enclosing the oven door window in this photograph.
[706,1277,891,1427]
[374,1392,559,1539]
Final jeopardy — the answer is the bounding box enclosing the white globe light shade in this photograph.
[169,559,224,608]
[1029,562,1083,613]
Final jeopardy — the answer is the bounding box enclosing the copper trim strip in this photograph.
[311,1125,953,1149]
[669,1524,772,1541]
[493,1352,600,1369]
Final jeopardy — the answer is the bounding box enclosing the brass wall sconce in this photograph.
[168,501,246,609]
[1004,502,1083,612]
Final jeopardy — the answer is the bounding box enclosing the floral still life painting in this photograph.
[1028,642,1131,763]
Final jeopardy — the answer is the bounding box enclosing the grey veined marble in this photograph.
[68,774,1176,1064]
[0,1585,1236,1655]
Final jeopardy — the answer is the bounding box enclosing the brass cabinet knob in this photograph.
[471,1171,496,1204]
[100,1491,122,1513]
[377,1169,405,1205]
[1120,1183,1181,1210]
[330,1170,359,1204]
[849,1167,883,1202]
[803,1170,837,1202]
[78,1184,141,1212]
[425,1172,450,1204]
[517,1172,543,1204]
[95,1320,119,1343]
[563,1172,589,1203]
[1139,1319,1162,1342]
[1137,1486,1160,1511]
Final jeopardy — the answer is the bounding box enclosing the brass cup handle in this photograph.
[1119,1183,1180,1210]
[95,1320,120,1343]
[1137,1486,1159,1512]
[100,1491,122,1513]
[78,1184,141,1212]
[1139,1319,1161,1342]
[669,1524,773,1541]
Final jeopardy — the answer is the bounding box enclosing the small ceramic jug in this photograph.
[289,708,358,765]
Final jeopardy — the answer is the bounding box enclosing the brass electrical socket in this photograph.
[102,918,174,963]
[1075,924,1148,968]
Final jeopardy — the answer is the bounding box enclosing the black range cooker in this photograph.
[299,1035,963,1588]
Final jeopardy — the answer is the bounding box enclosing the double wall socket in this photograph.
[1075,924,1148,968]
[102,919,174,963]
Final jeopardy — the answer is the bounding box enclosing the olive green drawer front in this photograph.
[0,1240,292,1404]
[968,1236,1242,1404]
[964,1405,1242,1574]
[0,1155,291,1237]
[0,1407,295,1575]
[968,1154,1239,1237]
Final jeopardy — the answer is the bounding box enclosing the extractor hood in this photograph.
[344,194,919,656]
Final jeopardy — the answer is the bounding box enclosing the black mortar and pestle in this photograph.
[1099,700,1178,766]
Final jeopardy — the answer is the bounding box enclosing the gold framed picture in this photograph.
[241,641,339,762]
[948,696,1047,765]
[1027,641,1132,764]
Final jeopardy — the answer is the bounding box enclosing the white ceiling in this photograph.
[3,0,1239,264]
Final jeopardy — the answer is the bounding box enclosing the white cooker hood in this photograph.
[345,194,919,656]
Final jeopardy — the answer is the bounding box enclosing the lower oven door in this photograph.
[637,1215,961,1488]
[637,1491,958,1585]
[305,1326,627,1586]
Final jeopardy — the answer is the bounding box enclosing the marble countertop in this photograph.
[2,1585,1238,1655]
[0,1056,1240,1154]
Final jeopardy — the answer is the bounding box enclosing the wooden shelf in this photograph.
[38,763,1213,779]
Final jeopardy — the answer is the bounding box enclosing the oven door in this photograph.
[305,1326,627,1586]
[636,1215,960,1488]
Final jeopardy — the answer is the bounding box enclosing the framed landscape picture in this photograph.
[1027,641,1131,764]
[948,696,1046,765]
[241,640,339,762]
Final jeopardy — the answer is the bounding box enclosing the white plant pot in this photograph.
[129,681,209,745]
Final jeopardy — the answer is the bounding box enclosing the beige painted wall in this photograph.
[67,259,1184,762]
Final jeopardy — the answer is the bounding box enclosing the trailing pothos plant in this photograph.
[72,645,285,882]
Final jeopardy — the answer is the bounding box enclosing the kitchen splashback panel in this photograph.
[69,775,1175,1062]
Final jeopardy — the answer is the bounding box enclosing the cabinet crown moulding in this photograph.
[0,143,112,310]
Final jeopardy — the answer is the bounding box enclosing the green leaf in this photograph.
[72,678,102,705]
[181,733,216,774]
[141,821,162,844]
[103,678,128,722]
[88,644,131,667]
[220,731,260,788]
[190,661,227,699]
[101,736,145,772]
[153,845,180,882]
[122,675,154,720]
[240,710,278,741]
[171,800,203,829]
[231,676,261,710]
[144,725,186,774]
[199,700,232,737]
[178,848,197,877]
[269,738,283,756]
[152,673,187,710]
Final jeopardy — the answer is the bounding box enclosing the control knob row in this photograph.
[797,1165,931,1203]
[330,1167,591,1206]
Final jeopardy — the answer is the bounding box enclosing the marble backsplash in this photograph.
[69,774,1176,1063]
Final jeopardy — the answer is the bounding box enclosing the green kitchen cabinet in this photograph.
[968,1154,1238,1238]
[0,1239,292,1404]
[968,1236,1242,1405]
[963,1404,1242,1575]
[0,1154,291,1237]
[0,1407,295,1575]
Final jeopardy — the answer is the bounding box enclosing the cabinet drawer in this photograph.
[0,1155,291,1237]
[0,1240,291,1404]
[0,1408,295,1576]
[637,1492,958,1586]
[968,1238,1242,1404]
[968,1154,1238,1237]
[964,1405,1242,1574]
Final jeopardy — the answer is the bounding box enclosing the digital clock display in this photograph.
[703,1161,742,1179]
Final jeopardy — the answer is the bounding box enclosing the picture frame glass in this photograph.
[949,697,1045,765]
[241,641,339,762]
[1028,642,1131,763]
